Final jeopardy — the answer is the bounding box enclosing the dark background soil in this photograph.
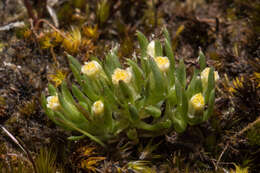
[0,0,259,172]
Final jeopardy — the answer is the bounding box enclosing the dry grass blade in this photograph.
[35,147,57,173]
[0,125,37,173]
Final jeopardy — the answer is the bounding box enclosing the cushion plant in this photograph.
[41,29,218,147]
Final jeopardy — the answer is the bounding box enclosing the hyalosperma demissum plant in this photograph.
[41,29,219,147]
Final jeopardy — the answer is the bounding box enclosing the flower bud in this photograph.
[112,68,132,85]
[47,95,60,110]
[81,60,102,77]
[147,40,155,58]
[154,56,170,72]
[92,100,104,115]
[201,67,219,89]
[189,93,205,113]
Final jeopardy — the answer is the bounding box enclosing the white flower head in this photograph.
[189,93,205,112]
[147,40,155,58]
[154,56,170,72]
[92,100,104,115]
[201,67,219,89]
[81,60,102,77]
[47,95,60,110]
[112,68,132,85]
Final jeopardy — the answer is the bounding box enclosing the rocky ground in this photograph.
[0,0,259,172]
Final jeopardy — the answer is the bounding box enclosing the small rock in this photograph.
[7,47,15,56]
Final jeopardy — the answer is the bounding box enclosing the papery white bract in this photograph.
[147,40,155,58]
[201,67,219,89]
[47,95,60,110]
[92,100,104,115]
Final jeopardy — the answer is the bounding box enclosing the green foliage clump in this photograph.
[247,122,260,146]
[41,29,218,147]
[35,148,57,173]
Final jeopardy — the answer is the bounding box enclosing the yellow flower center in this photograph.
[190,93,205,111]
[84,62,95,70]
[155,56,168,65]
[154,56,170,72]
[112,68,132,85]
[115,71,127,79]
[81,61,101,77]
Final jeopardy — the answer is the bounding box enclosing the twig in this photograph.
[34,19,67,39]
[216,143,229,170]
[233,116,260,138]
[23,0,38,24]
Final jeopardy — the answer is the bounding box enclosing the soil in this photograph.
[0,0,259,172]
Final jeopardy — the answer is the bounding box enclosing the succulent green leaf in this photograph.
[129,104,139,122]
[136,119,171,131]
[61,82,75,104]
[67,54,81,71]
[77,102,91,119]
[59,118,106,147]
[163,28,171,44]
[103,51,121,76]
[172,111,187,133]
[186,69,199,99]
[41,93,47,109]
[155,40,163,57]
[198,50,206,71]
[71,84,91,108]
[136,31,149,74]
[165,39,175,86]
[166,87,177,106]
[53,111,75,130]
[113,119,130,135]
[127,59,144,92]
[127,128,138,141]
[103,84,120,108]
[137,31,149,57]
[145,105,161,118]
[81,75,99,101]
[161,119,172,129]
[58,94,86,124]
[48,84,57,96]
[147,57,166,103]
[69,63,82,84]
[175,79,188,121]
[180,89,188,122]
[194,77,203,94]
[203,89,215,121]
[176,59,186,88]
[175,79,182,106]
[103,100,113,132]
[204,68,215,103]
[119,80,134,103]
